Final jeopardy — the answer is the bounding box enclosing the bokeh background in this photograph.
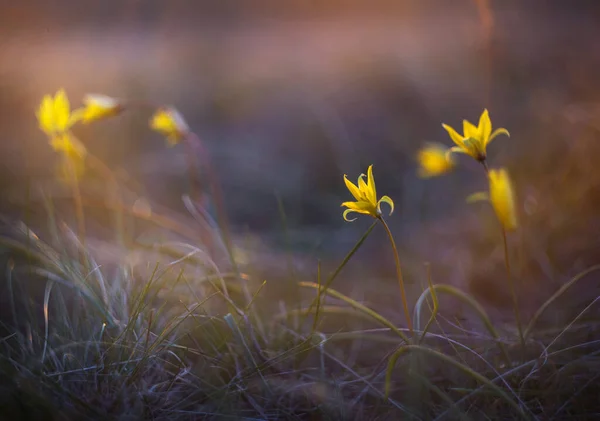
[2,0,600,323]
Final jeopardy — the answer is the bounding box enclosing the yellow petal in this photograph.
[489,168,518,231]
[487,128,510,146]
[81,94,122,124]
[342,208,359,222]
[366,165,377,205]
[53,89,71,131]
[377,195,394,216]
[37,95,55,135]
[448,146,467,155]
[442,123,466,148]
[341,200,375,212]
[343,175,362,201]
[462,120,478,139]
[478,109,492,143]
[358,173,368,195]
[150,107,189,145]
[417,144,455,178]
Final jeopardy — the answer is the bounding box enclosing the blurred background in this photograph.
[2,0,600,320]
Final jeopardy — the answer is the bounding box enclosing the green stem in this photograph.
[303,220,378,326]
[379,217,413,334]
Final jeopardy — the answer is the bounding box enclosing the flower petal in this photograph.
[462,120,478,139]
[487,128,510,146]
[417,144,455,178]
[344,175,362,201]
[341,200,374,212]
[442,123,466,148]
[478,109,492,143]
[53,89,71,131]
[366,165,377,205]
[377,195,394,216]
[343,209,359,222]
[37,95,55,135]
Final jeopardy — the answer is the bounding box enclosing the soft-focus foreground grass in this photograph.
[2,91,600,421]
[1,152,600,421]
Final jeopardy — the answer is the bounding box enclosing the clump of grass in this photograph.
[0,89,599,420]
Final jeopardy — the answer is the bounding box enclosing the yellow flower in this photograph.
[489,168,518,231]
[36,89,87,160]
[467,167,518,231]
[416,143,455,178]
[80,94,123,124]
[149,107,190,146]
[442,109,510,162]
[36,89,81,137]
[341,165,394,221]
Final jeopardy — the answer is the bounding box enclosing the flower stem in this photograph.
[379,216,413,334]
[67,157,87,270]
[502,227,525,353]
[185,132,240,278]
[304,220,378,329]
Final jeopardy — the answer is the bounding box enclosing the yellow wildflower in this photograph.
[80,94,123,123]
[416,143,455,178]
[36,89,81,137]
[36,89,87,159]
[341,165,394,221]
[467,167,518,231]
[149,107,190,146]
[489,168,518,231]
[442,109,510,162]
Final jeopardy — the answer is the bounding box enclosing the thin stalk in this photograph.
[303,220,378,326]
[378,216,413,334]
[186,132,240,278]
[66,156,87,270]
[503,227,525,352]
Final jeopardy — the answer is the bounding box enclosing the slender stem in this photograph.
[303,220,378,326]
[378,216,413,334]
[67,156,87,270]
[503,227,525,352]
[185,132,240,278]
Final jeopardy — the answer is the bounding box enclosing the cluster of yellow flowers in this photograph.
[36,89,517,233]
[36,89,190,178]
[342,109,518,232]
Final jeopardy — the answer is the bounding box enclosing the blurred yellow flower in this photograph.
[36,89,87,160]
[341,165,394,221]
[149,107,190,146]
[416,143,455,178]
[489,168,518,231]
[442,109,509,162]
[36,89,81,137]
[467,167,518,231]
[81,94,123,124]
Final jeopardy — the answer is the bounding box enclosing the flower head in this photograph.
[442,109,509,162]
[467,167,518,231]
[489,168,518,231]
[341,165,394,221]
[416,143,455,178]
[36,89,81,137]
[149,107,190,146]
[80,94,123,124]
[36,89,87,161]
